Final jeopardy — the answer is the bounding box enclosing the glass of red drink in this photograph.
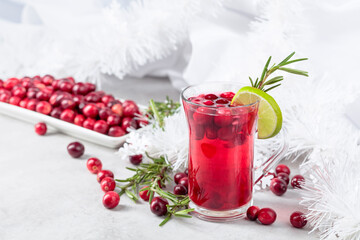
[181,82,286,221]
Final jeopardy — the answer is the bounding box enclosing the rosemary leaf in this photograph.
[278,52,295,65]
[159,214,172,226]
[264,84,281,92]
[260,56,272,84]
[278,67,309,76]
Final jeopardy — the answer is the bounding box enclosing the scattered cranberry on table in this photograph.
[67,142,85,158]
[290,211,307,228]
[291,175,305,189]
[174,172,187,184]
[100,177,116,192]
[129,154,143,165]
[246,206,260,221]
[173,184,187,195]
[139,186,150,201]
[275,164,291,175]
[103,191,120,209]
[270,178,288,196]
[257,208,277,225]
[277,172,290,185]
[97,169,114,183]
[87,157,103,174]
[34,122,47,135]
[150,197,169,216]
[178,177,188,190]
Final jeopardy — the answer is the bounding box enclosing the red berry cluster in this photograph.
[0,75,148,137]
[269,164,306,196]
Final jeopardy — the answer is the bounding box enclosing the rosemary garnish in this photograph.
[147,96,180,128]
[250,52,308,92]
[115,153,194,226]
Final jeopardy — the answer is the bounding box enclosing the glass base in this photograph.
[189,200,252,222]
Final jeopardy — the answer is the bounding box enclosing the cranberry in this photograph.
[107,114,121,126]
[94,120,109,134]
[108,126,126,137]
[277,172,290,185]
[139,186,150,201]
[32,75,41,82]
[72,83,88,95]
[9,96,21,106]
[178,177,188,189]
[275,164,291,175]
[84,83,96,92]
[49,93,59,106]
[247,206,260,221]
[42,75,54,85]
[26,99,39,111]
[4,78,20,90]
[35,122,47,135]
[101,95,115,105]
[111,103,123,116]
[129,154,143,165]
[83,118,96,130]
[121,117,137,132]
[215,99,229,104]
[220,92,235,99]
[214,108,232,127]
[61,99,76,110]
[60,109,76,123]
[291,175,305,189]
[59,81,73,92]
[257,208,277,225]
[205,126,218,139]
[74,114,86,126]
[35,91,50,101]
[173,184,187,195]
[72,95,83,105]
[204,94,218,100]
[87,157,103,174]
[66,77,75,84]
[184,168,188,176]
[0,92,11,103]
[174,172,187,184]
[52,80,61,90]
[85,92,102,102]
[270,178,287,196]
[22,80,34,89]
[96,102,106,109]
[150,197,169,216]
[100,177,116,192]
[19,98,28,108]
[102,191,120,209]
[36,101,52,115]
[203,100,214,106]
[107,100,120,108]
[122,100,139,117]
[12,86,26,99]
[98,108,112,120]
[97,170,114,182]
[54,93,72,107]
[290,211,307,228]
[82,103,98,118]
[217,126,233,141]
[67,142,85,158]
[50,107,62,119]
[192,107,212,125]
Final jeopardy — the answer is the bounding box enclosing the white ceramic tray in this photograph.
[0,101,146,148]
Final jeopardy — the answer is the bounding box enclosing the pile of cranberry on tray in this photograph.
[0,75,148,137]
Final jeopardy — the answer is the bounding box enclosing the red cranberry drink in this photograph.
[182,83,260,220]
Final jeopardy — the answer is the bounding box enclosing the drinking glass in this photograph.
[181,82,287,222]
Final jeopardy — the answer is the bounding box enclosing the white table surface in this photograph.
[0,76,318,240]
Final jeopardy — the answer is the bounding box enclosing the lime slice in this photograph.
[231,86,282,139]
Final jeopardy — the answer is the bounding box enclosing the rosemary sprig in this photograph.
[250,52,308,92]
[116,153,194,226]
[147,96,180,128]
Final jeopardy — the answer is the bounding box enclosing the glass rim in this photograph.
[181,82,260,108]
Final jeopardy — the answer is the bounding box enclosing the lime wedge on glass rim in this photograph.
[231,86,282,139]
